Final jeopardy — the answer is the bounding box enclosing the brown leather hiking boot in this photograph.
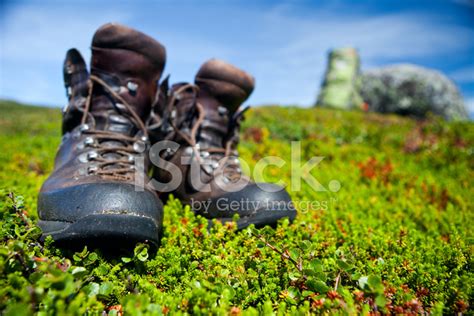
[38,23,166,249]
[152,59,296,229]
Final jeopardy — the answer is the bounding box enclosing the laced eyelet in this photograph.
[115,103,127,111]
[78,153,89,163]
[128,155,135,163]
[218,106,228,115]
[163,147,174,159]
[184,147,193,155]
[87,151,98,160]
[83,136,95,147]
[66,64,74,74]
[133,141,146,153]
[87,165,98,174]
[127,81,138,92]
[80,124,90,133]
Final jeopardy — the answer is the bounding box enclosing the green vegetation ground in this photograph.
[0,100,472,315]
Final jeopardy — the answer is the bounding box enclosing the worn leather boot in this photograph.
[152,59,296,229]
[38,23,166,249]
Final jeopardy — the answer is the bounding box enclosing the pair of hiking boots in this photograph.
[37,23,295,249]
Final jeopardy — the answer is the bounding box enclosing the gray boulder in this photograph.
[360,64,468,120]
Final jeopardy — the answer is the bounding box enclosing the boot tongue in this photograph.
[87,72,140,167]
[195,89,233,149]
[88,98,137,137]
[88,47,152,137]
[192,59,254,149]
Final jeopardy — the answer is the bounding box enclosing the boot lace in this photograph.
[77,75,149,181]
[166,83,250,183]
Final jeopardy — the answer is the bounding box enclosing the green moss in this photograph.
[0,100,472,315]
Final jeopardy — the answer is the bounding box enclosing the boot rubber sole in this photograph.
[38,213,160,250]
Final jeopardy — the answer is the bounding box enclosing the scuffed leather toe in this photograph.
[38,183,163,248]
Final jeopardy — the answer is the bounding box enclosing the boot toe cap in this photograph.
[37,182,163,248]
[199,183,296,228]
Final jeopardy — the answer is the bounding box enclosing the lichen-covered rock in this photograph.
[360,64,469,120]
[316,47,364,110]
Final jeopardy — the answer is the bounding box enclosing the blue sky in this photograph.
[1,0,473,112]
